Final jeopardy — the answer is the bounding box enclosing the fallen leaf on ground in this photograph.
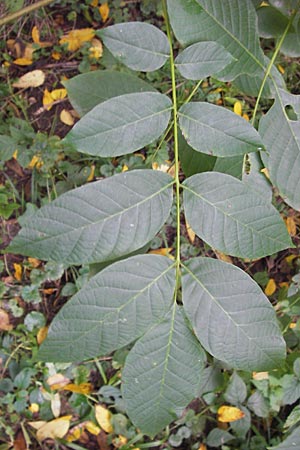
[149,248,174,259]
[99,3,110,22]
[218,405,245,423]
[0,309,13,331]
[43,88,67,111]
[13,263,22,281]
[234,100,242,116]
[264,278,276,296]
[13,70,45,89]
[60,109,75,126]
[37,326,48,344]
[95,405,113,433]
[63,383,92,395]
[60,28,95,52]
[252,371,269,380]
[286,216,297,236]
[29,415,72,441]
[89,38,103,59]
[47,373,70,390]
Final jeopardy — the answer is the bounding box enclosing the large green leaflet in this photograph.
[122,305,206,437]
[98,22,170,72]
[182,258,286,371]
[8,170,173,265]
[268,426,300,449]
[38,255,176,362]
[175,41,233,80]
[259,88,300,211]
[64,70,156,116]
[64,92,172,157]
[178,102,263,157]
[183,172,293,259]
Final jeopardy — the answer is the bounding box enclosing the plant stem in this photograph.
[0,0,55,26]
[252,8,298,125]
[162,0,181,289]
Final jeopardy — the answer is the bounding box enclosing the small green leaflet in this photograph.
[64,92,172,157]
[8,170,174,265]
[122,305,206,437]
[98,22,170,72]
[183,172,293,259]
[38,255,176,362]
[182,257,286,371]
[178,102,263,157]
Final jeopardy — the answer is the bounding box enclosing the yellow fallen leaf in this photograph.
[13,149,18,159]
[32,26,40,44]
[43,88,54,110]
[0,309,13,331]
[60,109,74,126]
[85,421,100,435]
[37,326,48,344]
[252,371,269,380]
[198,445,207,450]
[30,415,72,441]
[87,165,95,181]
[28,155,43,169]
[234,101,242,116]
[60,28,95,52]
[91,0,98,6]
[89,38,103,59]
[66,426,82,442]
[51,51,62,60]
[29,403,39,413]
[278,64,285,74]
[152,162,170,172]
[186,219,196,243]
[43,88,67,111]
[95,405,113,433]
[51,88,67,101]
[47,373,70,390]
[149,248,174,259]
[242,113,250,121]
[13,70,45,89]
[13,57,33,66]
[122,164,129,172]
[28,257,41,268]
[264,278,276,296]
[285,254,298,265]
[63,383,92,395]
[215,251,233,264]
[99,3,110,22]
[51,392,61,418]
[28,421,47,430]
[286,216,297,236]
[290,322,297,329]
[218,405,245,423]
[13,263,22,281]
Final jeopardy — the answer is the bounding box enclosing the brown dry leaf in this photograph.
[60,109,75,126]
[63,383,92,395]
[99,3,110,22]
[13,70,45,89]
[29,415,72,442]
[60,28,95,52]
[0,309,13,331]
[252,371,269,380]
[198,445,207,450]
[37,326,48,344]
[13,263,22,281]
[47,373,70,390]
[218,405,245,423]
[264,278,276,296]
[13,429,27,450]
[286,216,297,236]
[95,405,113,433]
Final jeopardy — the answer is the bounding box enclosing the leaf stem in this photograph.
[162,0,181,291]
[252,8,297,125]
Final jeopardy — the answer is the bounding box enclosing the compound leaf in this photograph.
[98,22,170,71]
[175,41,234,80]
[64,92,172,157]
[8,170,173,265]
[122,305,206,437]
[64,70,156,116]
[259,88,300,210]
[182,257,286,371]
[38,255,176,362]
[183,172,293,259]
[178,102,263,157]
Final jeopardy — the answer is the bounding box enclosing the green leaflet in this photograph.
[8,170,174,265]
[38,255,176,361]
[183,172,293,259]
[182,257,286,371]
[259,88,300,211]
[98,22,170,71]
[64,92,172,157]
[122,305,206,437]
[64,70,156,116]
[178,102,263,157]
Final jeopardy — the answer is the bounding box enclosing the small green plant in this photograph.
[7,0,300,442]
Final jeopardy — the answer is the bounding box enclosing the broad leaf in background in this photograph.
[257,5,291,38]
[182,257,286,370]
[259,88,300,210]
[98,22,170,71]
[268,426,300,449]
[183,172,293,259]
[122,305,206,437]
[64,92,172,157]
[64,70,156,116]
[178,130,216,177]
[213,155,244,179]
[175,41,234,80]
[38,255,176,361]
[8,170,173,265]
[178,102,263,157]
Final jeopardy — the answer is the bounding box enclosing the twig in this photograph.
[0,0,56,27]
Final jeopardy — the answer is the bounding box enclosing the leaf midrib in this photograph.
[102,34,170,59]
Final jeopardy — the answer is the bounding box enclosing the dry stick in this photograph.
[0,0,56,27]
